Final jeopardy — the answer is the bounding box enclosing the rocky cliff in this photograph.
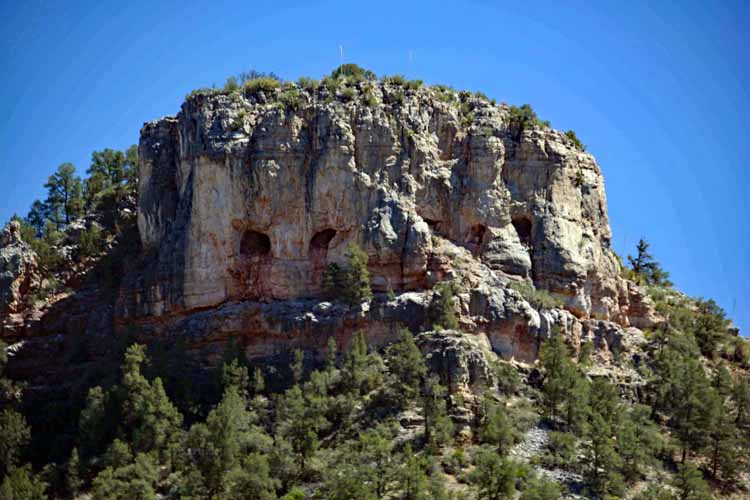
[107,78,657,362]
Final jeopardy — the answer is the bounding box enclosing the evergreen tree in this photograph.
[539,334,589,432]
[0,464,47,500]
[519,475,562,500]
[385,329,427,407]
[25,200,49,236]
[342,243,373,306]
[480,399,514,456]
[430,282,459,330]
[422,375,453,449]
[0,410,30,477]
[64,448,83,497]
[220,453,279,500]
[627,238,672,286]
[618,405,662,482]
[120,344,183,459]
[44,163,83,228]
[469,449,518,500]
[91,452,158,500]
[584,413,624,497]
[672,462,712,500]
[395,445,429,500]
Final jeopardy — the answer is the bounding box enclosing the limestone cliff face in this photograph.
[125,81,628,329]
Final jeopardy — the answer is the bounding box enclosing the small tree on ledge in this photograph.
[323,243,373,306]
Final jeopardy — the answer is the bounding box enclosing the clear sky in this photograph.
[1,1,748,335]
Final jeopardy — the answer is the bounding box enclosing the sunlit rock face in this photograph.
[128,81,626,324]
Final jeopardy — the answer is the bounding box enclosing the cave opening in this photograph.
[512,216,532,246]
[310,229,337,268]
[310,229,337,253]
[241,230,271,258]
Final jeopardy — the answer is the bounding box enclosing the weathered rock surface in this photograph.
[0,222,39,336]
[2,80,662,381]
[125,82,635,323]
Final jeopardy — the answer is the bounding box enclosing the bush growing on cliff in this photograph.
[429,281,459,330]
[243,77,281,97]
[507,281,564,310]
[322,244,372,306]
[330,64,376,83]
[507,104,550,131]
[564,130,586,151]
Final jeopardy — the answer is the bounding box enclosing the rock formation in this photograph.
[2,78,661,369]
[111,79,656,362]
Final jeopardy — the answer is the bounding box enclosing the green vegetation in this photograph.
[243,77,281,97]
[627,238,673,286]
[322,243,373,306]
[330,63,376,82]
[430,282,459,330]
[507,281,564,310]
[507,104,551,131]
[564,129,586,151]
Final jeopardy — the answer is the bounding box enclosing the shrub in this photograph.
[330,63,376,82]
[340,87,356,102]
[565,130,586,151]
[322,76,341,95]
[429,282,459,330]
[405,79,423,90]
[186,87,218,100]
[279,89,302,111]
[229,109,247,130]
[385,74,406,86]
[507,281,564,310]
[242,77,281,97]
[297,76,319,91]
[493,361,521,395]
[433,84,456,103]
[363,88,378,107]
[507,104,551,131]
[222,76,240,93]
[323,244,373,306]
[78,223,105,258]
[574,169,585,187]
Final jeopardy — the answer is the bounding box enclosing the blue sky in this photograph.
[1,1,748,335]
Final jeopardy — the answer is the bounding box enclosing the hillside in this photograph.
[0,65,748,500]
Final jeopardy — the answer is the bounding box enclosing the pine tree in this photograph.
[627,238,672,286]
[672,462,712,500]
[519,475,562,500]
[422,375,453,449]
[480,399,514,457]
[469,449,518,500]
[385,329,427,407]
[584,413,624,497]
[539,333,589,433]
[342,243,373,306]
[430,282,459,330]
[396,445,429,500]
[44,163,83,228]
[120,344,183,459]
[0,410,31,477]
[65,448,83,497]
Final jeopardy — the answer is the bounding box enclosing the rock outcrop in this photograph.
[2,78,661,372]
[110,79,657,363]
[0,221,39,336]
[126,82,628,318]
